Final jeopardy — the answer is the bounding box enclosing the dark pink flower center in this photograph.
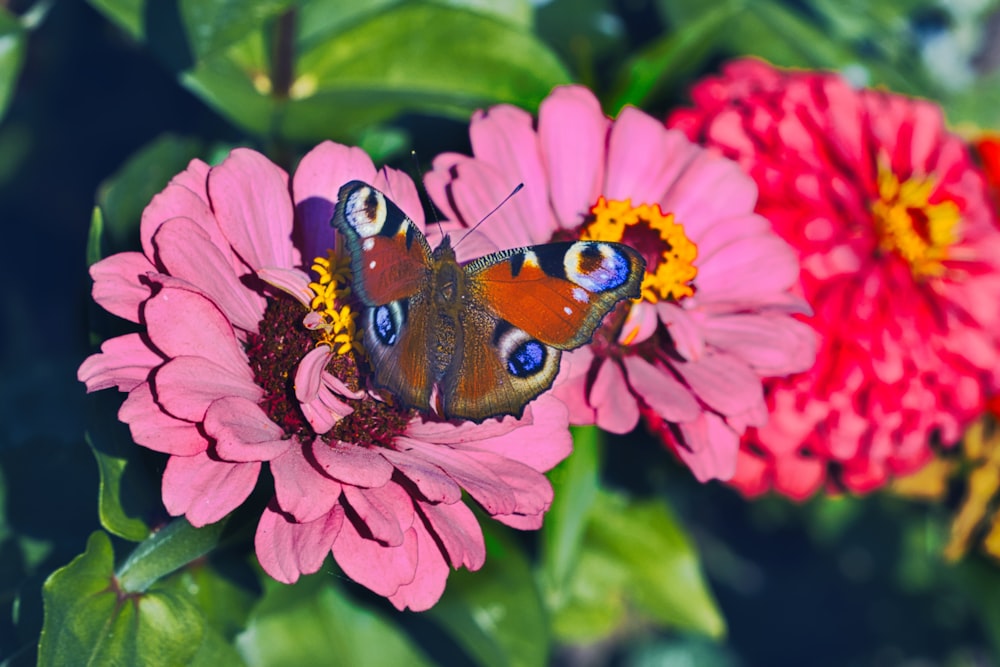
[246,294,411,448]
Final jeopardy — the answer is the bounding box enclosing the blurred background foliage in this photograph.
[4,0,1000,665]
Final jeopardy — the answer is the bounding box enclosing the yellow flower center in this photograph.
[871,167,960,279]
[582,196,698,303]
[308,250,366,357]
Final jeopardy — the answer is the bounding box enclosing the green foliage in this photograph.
[542,428,723,644]
[430,524,549,667]
[235,574,434,666]
[88,0,569,149]
[38,531,242,667]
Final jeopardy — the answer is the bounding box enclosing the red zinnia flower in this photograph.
[669,59,1000,498]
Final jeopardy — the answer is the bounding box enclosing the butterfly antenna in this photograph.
[454,183,524,250]
[405,150,446,239]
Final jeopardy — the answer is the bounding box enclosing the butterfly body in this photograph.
[333,181,645,422]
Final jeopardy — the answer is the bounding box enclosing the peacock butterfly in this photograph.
[332,181,646,423]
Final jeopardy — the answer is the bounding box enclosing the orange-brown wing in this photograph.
[362,294,436,412]
[439,306,561,422]
[464,241,645,349]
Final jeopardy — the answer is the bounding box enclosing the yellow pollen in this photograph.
[308,250,366,357]
[871,167,960,279]
[583,196,698,302]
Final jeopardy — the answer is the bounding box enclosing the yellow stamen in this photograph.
[871,167,960,279]
[308,250,365,357]
[583,196,698,303]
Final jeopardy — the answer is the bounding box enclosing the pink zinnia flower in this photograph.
[425,85,815,482]
[669,58,1000,498]
[78,143,570,611]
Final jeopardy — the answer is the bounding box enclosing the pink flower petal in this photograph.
[119,383,207,456]
[395,438,517,515]
[417,500,486,570]
[293,141,378,262]
[78,333,162,392]
[451,395,572,473]
[342,483,414,547]
[405,410,521,445]
[618,302,658,346]
[270,444,343,523]
[332,516,418,597]
[673,413,739,481]
[258,267,315,307]
[623,356,700,422]
[152,218,265,331]
[695,235,799,304]
[605,109,698,204]
[702,314,817,375]
[379,447,463,504]
[208,148,296,271]
[143,287,251,375]
[656,303,705,361]
[672,353,763,417]
[538,86,609,228]
[427,155,553,254]
[154,355,263,422]
[162,452,260,526]
[310,440,394,488]
[89,252,156,323]
[255,502,344,584]
[551,347,598,425]
[373,166,424,227]
[661,151,759,234]
[591,360,640,434]
[461,450,553,526]
[386,520,450,612]
[167,158,211,201]
[204,396,291,462]
[140,180,223,265]
[467,104,557,236]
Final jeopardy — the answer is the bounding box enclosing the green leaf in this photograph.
[88,0,144,40]
[236,573,433,666]
[117,517,230,593]
[955,557,1000,657]
[608,0,740,112]
[549,547,628,641]
[88,432,155,542]
[180,0,295,60]
[429,524,549,667]
[944,69,1000,128]
[85,392,161,542]
[541,426,600,597]
[0,7,26,125]
[95,134,205,255]
[586,491,725,638]
[86,207,106,268]
[159,554,261,641]
[38,531,208,667]
[184,2,570,143]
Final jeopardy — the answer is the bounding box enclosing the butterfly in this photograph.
[332,180,646,423]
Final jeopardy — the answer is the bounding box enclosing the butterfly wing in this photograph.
[439,240,645,422]
[440,305,561,422]
[332,181,433,306]
[333,181,436,409]
[464,241,646,348]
